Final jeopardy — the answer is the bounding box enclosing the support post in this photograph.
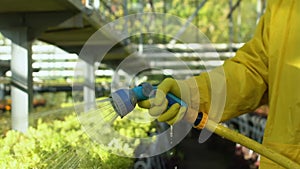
[228,0,234,52]
[138,0,144,54]
[0,72,4,100]
[7,27,33,132]
[123,0,130,45]
[81,57,96,112]
[256,0,262,24]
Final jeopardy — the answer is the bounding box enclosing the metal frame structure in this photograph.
[0,0,110,132]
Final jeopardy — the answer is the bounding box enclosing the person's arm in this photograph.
[197,7,270,122]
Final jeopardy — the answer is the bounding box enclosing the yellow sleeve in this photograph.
[195,7,270,122]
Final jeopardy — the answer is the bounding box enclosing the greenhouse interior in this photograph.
[0,0,294,169]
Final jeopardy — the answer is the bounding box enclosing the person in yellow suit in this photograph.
[139,0,300,168]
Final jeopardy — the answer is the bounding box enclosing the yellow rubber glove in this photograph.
[138,77,200,125]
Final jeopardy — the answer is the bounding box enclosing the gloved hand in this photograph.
[138,77,200,125]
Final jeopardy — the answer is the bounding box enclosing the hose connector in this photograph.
[193,112,208,130]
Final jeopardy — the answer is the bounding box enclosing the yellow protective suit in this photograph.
[194,0,300,168]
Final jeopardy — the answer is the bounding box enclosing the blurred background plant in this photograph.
[100,0,259,44]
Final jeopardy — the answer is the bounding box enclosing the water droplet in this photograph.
[170,125,173,145]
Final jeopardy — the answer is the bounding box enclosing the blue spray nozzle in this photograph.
[111,89,136,117]
[111,83,153,117]
[111,82,187,118]
[111,82,208,133]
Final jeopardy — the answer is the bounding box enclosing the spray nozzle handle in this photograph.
[165,92,188,108]
[132,82,187,108]
[113,82,206,129]
[132,82,207,129]
[131,82,153,101]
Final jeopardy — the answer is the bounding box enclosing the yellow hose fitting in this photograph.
[193,112,208,130]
